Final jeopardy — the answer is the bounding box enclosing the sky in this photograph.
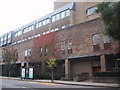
[0,0,56,36]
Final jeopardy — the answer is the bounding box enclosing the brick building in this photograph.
[0,1,119,80]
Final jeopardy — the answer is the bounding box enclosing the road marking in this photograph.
[29,82,63,85]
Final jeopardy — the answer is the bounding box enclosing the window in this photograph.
[51,29,55,32]
[66,9,70,17]
[44,45,48,56]
[61,42,65,54]
[15,31,22,37]
[87,6,97,15]
[36,23,39,28]
[61,11,65,19]
[56,14,60,21]
[55,28,59,31]
[43,20,46,26]
[103,35,111,49]
[25,50,28,57]
[25,49,32,59]
[8,34,11,38]
[46,19,49,24]
[0,38,1,46]
[43,32,46,35]
[18,31,22,36]
[104,35,110,43]
[0,37,3,46]
[68,40,72,54]
[93,34,100,45]
[7,34,11,44]
[28,25,34,31]
[93,34,100,51]
[28,49,32,56]
[39,22,42,27]
[23,28,29,33]
[39,48,42,57]
[3,36,7,45]
[61,25,66,29]
[52,16,56,22]
[46,31,50,34]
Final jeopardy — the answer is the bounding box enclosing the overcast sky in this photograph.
[0,0,56,36]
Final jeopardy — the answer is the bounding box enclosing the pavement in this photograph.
[1,76,119,88]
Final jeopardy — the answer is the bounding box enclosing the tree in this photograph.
[96,2,120,51]
[33,32,60,73]
[46,57,57,83]
[2,47,18,78]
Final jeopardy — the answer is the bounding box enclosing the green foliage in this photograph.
[96,2,120,45]
[46,57,57,70]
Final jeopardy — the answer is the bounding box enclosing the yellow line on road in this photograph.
[29,81,63,85]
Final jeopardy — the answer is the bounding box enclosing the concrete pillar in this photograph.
[70,10,75,26]
[100,54,106,72]
[65,59,71,80]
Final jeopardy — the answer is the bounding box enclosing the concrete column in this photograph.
[70,10,75,26]
[100,54,106,72]
[65,59,71,80]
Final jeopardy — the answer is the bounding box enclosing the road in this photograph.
[0,79,119,90]
[0,78,100,89]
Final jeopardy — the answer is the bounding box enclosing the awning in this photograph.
[68,53,100,60]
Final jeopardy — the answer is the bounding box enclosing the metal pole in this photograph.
[9,62,10,78]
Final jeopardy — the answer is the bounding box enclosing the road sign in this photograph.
[21,68,25,78]
[29,68,33,78]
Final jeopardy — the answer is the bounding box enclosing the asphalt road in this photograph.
[0,79,119,90]
[0,78,99,89]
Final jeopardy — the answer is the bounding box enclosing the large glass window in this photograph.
[87,6,97,15]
